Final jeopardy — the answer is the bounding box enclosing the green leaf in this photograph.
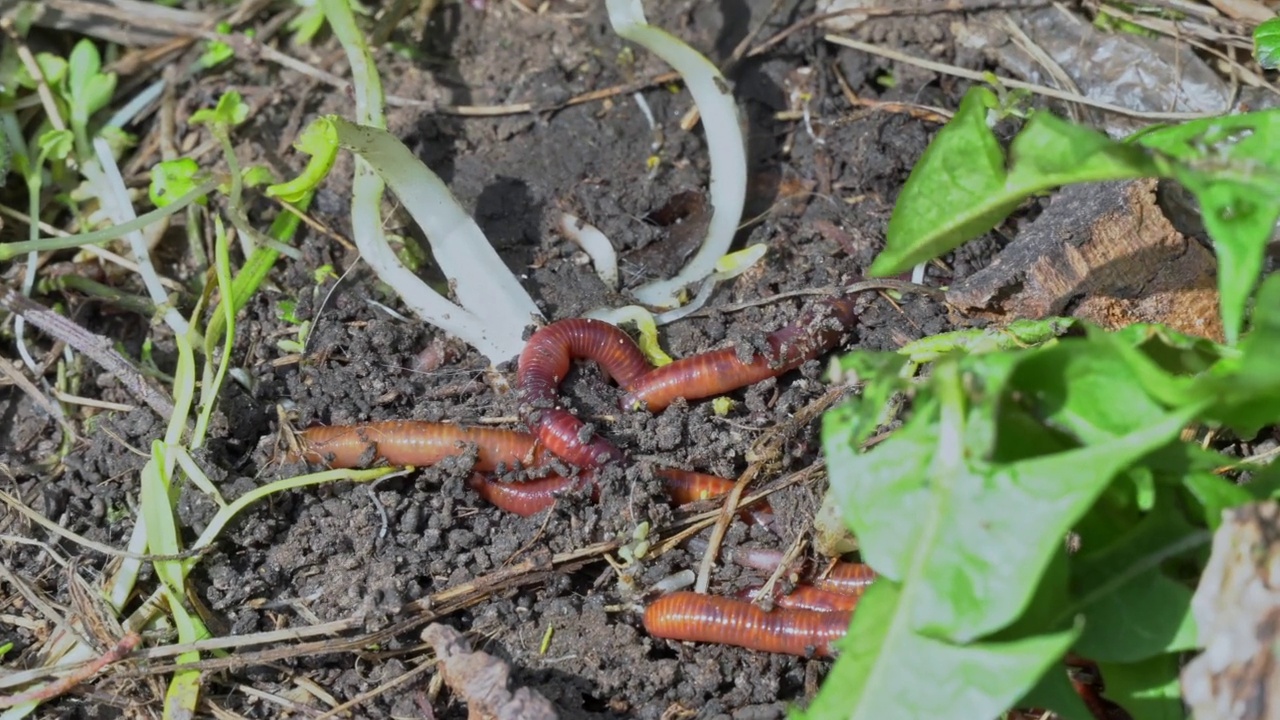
[1007,334,1169,443]
[149,158,205,208]
[1255,17,1280,69]
[1099,654,1186,720]
[897,317,1078,364]
[825,349,911,447]
[17,52,67,89]
[874,87,1016,275]
[823,396,938,581]
[1182,472,1254,530]
[1135,111,1280,344]
[827,349,1202,642]
[36,128,73,162]
[873,90,1157,276]
[191,90,250,128]
[1017,664,1097,720]
[66,39,116,124]
[800,581,1082,720]
[1067,503,1206,662]
[914,406,1198,640]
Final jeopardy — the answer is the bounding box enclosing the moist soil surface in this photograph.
[2,2,1021,717]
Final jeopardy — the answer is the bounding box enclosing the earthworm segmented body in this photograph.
[740,583,862,613]
[516,318,650,469]
[621,297,861,412]
[290,421,550,471]
[291,424,773,519]
[643,591,851,657]
[516,297,861,468]
[809,559,879,595]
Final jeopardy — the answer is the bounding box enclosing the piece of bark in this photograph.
[1181,500,1280,720]
[422,623,558,720]
[945,178,1224,342]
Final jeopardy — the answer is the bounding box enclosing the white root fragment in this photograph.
[557,212,619,290]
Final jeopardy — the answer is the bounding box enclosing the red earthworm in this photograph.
[517,318,651,469]
[655,468,773,526]
[518,296,860,467]
[467,473,592,517]
[644,591,850,658]
[809,560,878,595]
[740,584,862,613]
[621,296,860,412]
[290,423,769,519]
[290,421,553,472]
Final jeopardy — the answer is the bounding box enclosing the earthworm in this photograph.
[518,296,860,467]
[467,473,591,517]
[517,318,650,469]
[291,423,773,518]
[740,584,862,613]
[290,421,553,472]
[643,591,851,657]
[698,542,877,594]
[620,296,860,412]
[809,560,878,595]
[656,468,773,526]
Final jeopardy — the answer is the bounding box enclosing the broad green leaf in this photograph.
[1099,654,1186,720]
[1182,472,1254,530]
[1256,17,1280,68]
[825,349,910,447]
[1136,111,1280,343]
[1005,111,1157,190]
[823,397,938,581]
[874,90,1157,276]
[914,406,1199,640]
[1017,664,1096,720]
[874,87,1018,275]
[1007,336,1168,442]
[800,581,1081,720]
[1066,505,1207,662]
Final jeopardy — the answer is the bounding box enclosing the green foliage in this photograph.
[874,86,1280,343]
[807,275,1280,719]
[1254,17,1280,69]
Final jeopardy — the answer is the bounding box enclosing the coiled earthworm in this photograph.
[517,318,650,469]
[740,583,862,613]
[620,296,860,413]
[517,296,860,467]
[643,591,851,657]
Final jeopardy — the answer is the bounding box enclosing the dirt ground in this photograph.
[1,1,1042,717]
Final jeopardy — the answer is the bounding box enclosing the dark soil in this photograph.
[0,1,1024,717]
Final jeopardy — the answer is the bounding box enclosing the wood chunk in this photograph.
[423,623,559,720]
[1181,500,1280,720]
[945,178,1223,342]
